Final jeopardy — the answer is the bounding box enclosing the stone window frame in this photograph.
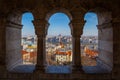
[5,8,113,74]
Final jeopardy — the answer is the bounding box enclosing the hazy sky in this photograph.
[22,12,98,36]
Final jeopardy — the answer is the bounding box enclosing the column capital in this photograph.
[33,19,49,36]
[69,19,86,37]
[33,19,49,27]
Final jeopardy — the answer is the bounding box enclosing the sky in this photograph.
[22,12,98,36]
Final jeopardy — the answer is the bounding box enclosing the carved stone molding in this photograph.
[6,21,23,29]
[97,22,112,30]
[97,11,112,25]
[7,11,22,24]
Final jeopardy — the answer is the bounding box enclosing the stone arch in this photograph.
[46,12,72,63]
[82,12,98,35]
[6,10,35,72]
[81,12,98,66]
[42,9,74,73]
[21,12,36,64]
[45,9,73,36]
[82,7,113,73]
[46,9,72,21]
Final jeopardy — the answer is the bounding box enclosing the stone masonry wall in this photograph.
[6,22,23,71]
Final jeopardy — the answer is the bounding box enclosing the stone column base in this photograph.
[72,65,84,73]
[34,65,45,73]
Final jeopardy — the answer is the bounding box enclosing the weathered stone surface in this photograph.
[99,40,113,52]
[6,27,21,40]
[98,28,113,41]
[0,0,120,80]
[98,49,113,67]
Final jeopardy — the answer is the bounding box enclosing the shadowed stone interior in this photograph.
[0,0,120,80]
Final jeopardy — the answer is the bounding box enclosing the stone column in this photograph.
[112,17,120,79]
[33,19,49,72]
[69,19,85,73]
[0,18,6,72]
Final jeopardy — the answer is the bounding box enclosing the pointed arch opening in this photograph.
[46,12,72,73]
